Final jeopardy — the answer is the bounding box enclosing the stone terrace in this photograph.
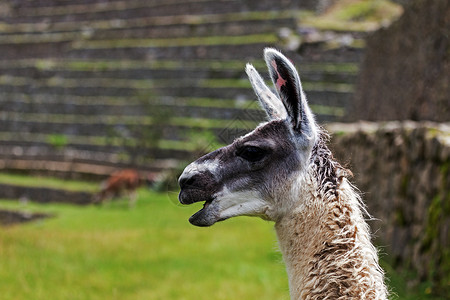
[0,0,363,179]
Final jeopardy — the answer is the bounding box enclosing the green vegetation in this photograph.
[0,173,97,193]
[0,189,289,300]
[47,134,69,150]
[301,0,403,32]
[0,32,278,46]
[380,256,440,299]
[74,34,279,49]
[332,0,401,23]
[421,162,450,296]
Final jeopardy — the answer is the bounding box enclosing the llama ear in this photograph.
[245,63,288,120]
[264,48,314,135]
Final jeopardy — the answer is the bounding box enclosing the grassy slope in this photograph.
[0,189,288,300]
[301,0,403,32]
[0,187,440,299]
[0,173,98,192]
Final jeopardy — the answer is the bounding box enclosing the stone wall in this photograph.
[328,121,449,295]
[353,0,449,122]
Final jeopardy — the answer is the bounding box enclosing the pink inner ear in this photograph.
[271,60,287,90]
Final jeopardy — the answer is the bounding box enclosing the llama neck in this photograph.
[274,178,387,300]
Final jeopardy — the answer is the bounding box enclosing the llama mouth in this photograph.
[179,189,220,226]
[178,188,211,205]
[188,198,219,227]
[201,199,213,209]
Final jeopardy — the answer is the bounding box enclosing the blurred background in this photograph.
[0,0,448,299]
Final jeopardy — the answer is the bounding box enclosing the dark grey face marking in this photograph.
[178,120,303,226]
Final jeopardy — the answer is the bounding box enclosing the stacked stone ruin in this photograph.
[0,0,361,179]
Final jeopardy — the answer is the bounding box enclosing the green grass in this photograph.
[0,173,98,192]
[72,34,278,49]
[0,189,289,300]
[0,181,441,299]
[300,0,403,32]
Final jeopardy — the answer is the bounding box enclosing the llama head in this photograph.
[178,48,319,226]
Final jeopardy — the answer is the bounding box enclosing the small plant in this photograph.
[47,134,68,150]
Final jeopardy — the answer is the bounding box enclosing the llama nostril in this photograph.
[179,176,196,189]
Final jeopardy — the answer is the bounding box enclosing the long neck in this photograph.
[275,175,387,300]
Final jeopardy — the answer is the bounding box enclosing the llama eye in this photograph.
[236,146,267,162]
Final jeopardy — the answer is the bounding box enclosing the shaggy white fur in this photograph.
[276,159,387,299]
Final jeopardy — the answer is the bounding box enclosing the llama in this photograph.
[94,169,143,207]
[178,48,387,299]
